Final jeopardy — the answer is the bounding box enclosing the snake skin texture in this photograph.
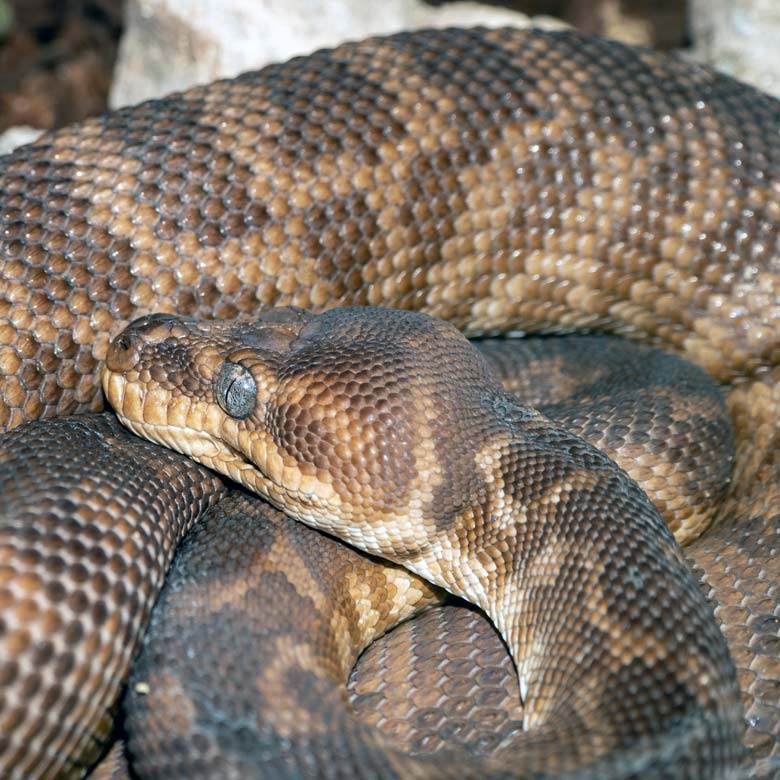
[0,24,778,779]
[124,492,449,780]
[0,415,225,778]
[477,335,734,541]
[104,311,742,779]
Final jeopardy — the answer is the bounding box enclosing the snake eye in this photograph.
[215,362,257,419]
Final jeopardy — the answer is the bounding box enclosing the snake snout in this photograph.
[106,313,183,372]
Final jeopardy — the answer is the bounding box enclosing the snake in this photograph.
[0,24,779,780]
[99,306,743,780]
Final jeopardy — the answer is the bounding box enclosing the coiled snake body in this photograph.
[0,25,779,780]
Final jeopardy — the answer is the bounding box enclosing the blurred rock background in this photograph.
[0,0,122,151]
[0,0,778,155]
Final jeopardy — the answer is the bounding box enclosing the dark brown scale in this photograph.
[2,28,780,430]
[686,447,780,778]
[0,414,226,779]
[348,605,523,756]
[478,336,734,540]
[122,493,450,780]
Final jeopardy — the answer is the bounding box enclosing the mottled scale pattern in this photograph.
[685,362,780,780]
[110,325,735,777]
[478,335,734,541]
[0,415,225,780]
[2,27,780,431]
[346,333,736,757]
[347,604,523,756]
[0,23,777,780]
[117,331,724,775]
[103,307,744,779]
[123,492,451,780]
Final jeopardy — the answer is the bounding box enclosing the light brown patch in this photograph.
[253,636,333,740]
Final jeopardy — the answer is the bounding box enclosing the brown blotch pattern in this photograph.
[0,415,225,780]
[0,24,779,780]
[104,306,744,779]
[3,27,780,432]
[123,492,448,780]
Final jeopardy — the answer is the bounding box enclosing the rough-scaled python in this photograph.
[0,25,779,780]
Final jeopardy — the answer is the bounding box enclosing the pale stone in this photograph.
[109,0,550,108]
[691,0,780,97]
[0,126,43,156]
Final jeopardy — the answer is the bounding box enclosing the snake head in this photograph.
[103,306,507,559]
[102,308,313,492]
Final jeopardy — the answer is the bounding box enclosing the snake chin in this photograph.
[125,414,261,488]
[105,379,250,485]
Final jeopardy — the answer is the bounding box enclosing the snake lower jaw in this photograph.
[104,379,247,486]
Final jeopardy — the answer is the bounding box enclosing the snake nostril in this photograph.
[106,328,142,372]
[106,313,183,372]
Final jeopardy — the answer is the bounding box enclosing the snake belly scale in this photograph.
[0,24,778,780]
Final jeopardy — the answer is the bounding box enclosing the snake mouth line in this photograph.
[120,413,264,488]
[104,371,258,481]
[120,414,222,459]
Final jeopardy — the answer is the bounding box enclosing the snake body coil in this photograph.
[0,25,779,780]
[102,307,743,779]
